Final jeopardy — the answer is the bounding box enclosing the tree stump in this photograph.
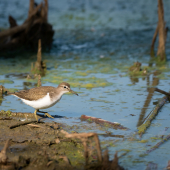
[0,0,54,53]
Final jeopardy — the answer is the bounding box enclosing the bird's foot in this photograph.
[44,113,54,119]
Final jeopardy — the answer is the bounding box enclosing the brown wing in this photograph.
[10,86,56,101]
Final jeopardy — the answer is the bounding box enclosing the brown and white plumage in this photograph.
[9,82,78,121]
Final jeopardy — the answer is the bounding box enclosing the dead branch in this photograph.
[37,39,42,63]
[138,95,168,137]
[81,115,129,130]
[150,0,167,61]
[111,152,119,169]
[9,120,44,129]
[150,25,158,57]
[44,0,48,22]
[155,88,170,96]
[28,0,35,18]
[9,16,18,28]
[37,74,42,87]
[98,133,124,138]
[0,0,54,52]
[31,39,46,75]
[26,3,43,22]
[157,0,166,61]
[0,139,10,164]
[27,123,44,128]
[0,23,28,39]
[146,133,170,154]
[103,149,109,167]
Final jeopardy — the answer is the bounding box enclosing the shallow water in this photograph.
[1,0,170,169]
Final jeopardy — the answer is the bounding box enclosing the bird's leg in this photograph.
[34,109,38,122]
[37,109,54,119]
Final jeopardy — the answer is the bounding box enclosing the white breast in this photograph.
[20,93,62,110]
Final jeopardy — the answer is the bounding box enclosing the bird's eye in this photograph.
[64,86,66,88]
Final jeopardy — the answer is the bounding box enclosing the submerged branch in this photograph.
[137,95,168,137]
[155,88,170,96]
[146,133,170,154]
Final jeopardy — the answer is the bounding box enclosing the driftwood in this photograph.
[81,115,129,130]
[150,0,168,61]
[0,0,54,52]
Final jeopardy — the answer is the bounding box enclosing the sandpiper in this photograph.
[9,82,78,121]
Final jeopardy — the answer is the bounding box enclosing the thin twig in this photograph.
[155,88,170,96]
[9,120,44,129]
[27,123,44,128]
[146,133,170,154]
[150,25,158,57]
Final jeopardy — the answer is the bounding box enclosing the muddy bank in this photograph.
[0,113,124,170]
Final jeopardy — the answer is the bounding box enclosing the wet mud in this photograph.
[0,112,124,170]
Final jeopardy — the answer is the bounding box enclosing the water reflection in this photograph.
[137,71,160,127]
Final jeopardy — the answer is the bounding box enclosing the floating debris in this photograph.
[81,115,129,130]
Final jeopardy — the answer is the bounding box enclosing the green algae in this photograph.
[138,140,148,143]
[90,98,113,103]
[52,141,85,166]
[74,71,88,76]
[0,79,14,84]
[119,149,131,152]
[0,110,12,116]
[43,74,113,88]
[150,137,162,140]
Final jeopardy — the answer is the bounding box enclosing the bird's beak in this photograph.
[69,89,78,96]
